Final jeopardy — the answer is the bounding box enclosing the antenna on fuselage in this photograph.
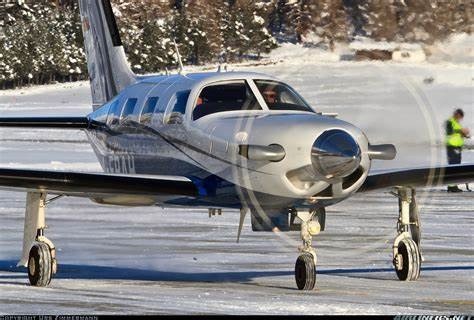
[173,39,184,74]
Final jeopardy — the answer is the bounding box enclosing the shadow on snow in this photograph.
[0,260,472,283]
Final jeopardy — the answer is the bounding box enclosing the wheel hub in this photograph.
[28,256,36,276]
[394,253,403,270]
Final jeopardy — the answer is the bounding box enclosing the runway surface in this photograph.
[0,61,472,314]
[0,188,472,314]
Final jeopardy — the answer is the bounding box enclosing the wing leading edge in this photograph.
[0,168,198,198]
[359,164,474,192]
[0,117,90,129]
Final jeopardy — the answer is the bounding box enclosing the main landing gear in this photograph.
[391,187,423,281]
[20,192,58,286]
[292,208,325,290]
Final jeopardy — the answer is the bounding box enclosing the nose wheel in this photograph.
[295,252,316,290]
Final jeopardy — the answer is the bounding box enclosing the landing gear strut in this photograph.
[20,192,57,287]
[294,209,323,290]
[391,187,422,281]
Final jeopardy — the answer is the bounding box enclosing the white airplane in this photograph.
[0,0,472,290]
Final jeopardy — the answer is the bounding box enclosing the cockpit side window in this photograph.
[254,80,314,112]
[193,80,261,120]
[139,96,159,125]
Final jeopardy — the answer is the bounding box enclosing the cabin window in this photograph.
[139,96,159,124]
[169,90,191,114]
[254,80,314,112]
[106,99,121,127]
[120,98,138,122]
[193,80,261,120]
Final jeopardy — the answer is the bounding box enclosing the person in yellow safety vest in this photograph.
[445,108,470,192]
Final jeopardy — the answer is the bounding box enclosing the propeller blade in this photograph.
[237,207,249,243]
[239,144,285,162]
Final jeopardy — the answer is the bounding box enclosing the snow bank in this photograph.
[426,33,474,64]
[349,37,422,52]
[266,33,472,65]
[267,38,429,64]
[267,42,343,64]
[392,49,426,63]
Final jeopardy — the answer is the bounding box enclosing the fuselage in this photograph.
[84,71,371,210]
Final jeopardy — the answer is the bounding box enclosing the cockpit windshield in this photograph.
[254,80,314,112]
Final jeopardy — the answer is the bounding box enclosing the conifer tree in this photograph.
[186,0,221,64]
[236,0,277,57]
[288,0,314,42]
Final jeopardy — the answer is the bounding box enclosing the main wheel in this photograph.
[295,253,316,290]
[28,242,53,287]
[394,238,421,281]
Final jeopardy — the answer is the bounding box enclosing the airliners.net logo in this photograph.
[395,316,471,320]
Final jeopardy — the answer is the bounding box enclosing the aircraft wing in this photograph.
[0,168,198,198]
[359,164,474,192]
[0,117,90,128]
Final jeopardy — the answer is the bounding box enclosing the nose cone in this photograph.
[311,129,361,180]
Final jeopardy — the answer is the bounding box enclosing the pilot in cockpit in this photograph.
[262,89,278,105]
[196,96,203,107]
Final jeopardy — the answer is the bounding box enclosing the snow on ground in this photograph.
[0,81,91,117]
[427,33,474,65]
[0,187,472,314]
[0,54,472,314]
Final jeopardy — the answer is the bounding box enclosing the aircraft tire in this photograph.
[395,238,421,281]
[295,253,316,290]
[28,242,53,287]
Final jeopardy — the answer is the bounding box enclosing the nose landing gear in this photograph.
[293,209,323,290]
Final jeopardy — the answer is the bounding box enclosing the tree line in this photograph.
[0,0,471,89]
